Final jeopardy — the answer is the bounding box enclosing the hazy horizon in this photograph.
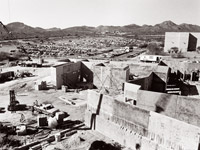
[1,0,200,29]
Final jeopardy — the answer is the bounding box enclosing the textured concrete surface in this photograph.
[85,90,200,150]
[93,64,129,90]
[137,89,200,127]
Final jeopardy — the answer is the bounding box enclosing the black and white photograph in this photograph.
[0,0,200,149]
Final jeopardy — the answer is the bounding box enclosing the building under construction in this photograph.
[51,61,93,89]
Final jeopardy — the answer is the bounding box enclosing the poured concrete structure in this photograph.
[164,32,200,52]
[137,89,200,127]
[85,90,200,150]
[130,65,170,93]
[124,82,141,104]
[51,61,93,89]
[93,64,129,90]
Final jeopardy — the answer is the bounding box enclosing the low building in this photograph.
[51,61,93,89]
[139,55,162,63]
[164,32,200,53]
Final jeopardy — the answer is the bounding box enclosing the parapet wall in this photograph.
[87,90,149,129]
[137,89,200,127]
[85,90,200,150]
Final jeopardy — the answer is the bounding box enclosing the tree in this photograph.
[147,43,161,55]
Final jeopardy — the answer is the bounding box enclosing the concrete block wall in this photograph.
[85,90,200,150]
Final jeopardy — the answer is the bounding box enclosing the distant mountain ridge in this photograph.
[1,20,200,39]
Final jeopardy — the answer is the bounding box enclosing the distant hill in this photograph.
[1,20,200,40]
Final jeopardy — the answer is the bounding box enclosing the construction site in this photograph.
[0,41,200,149]
[1,5,200,148]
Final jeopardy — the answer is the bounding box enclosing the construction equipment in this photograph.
[7,90,27,111]
[33,103,59,117]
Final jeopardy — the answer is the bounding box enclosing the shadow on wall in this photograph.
[81,62,93,83]
[188,33,197,51]
[179,81,199,96]
[151,73,166,93]
[90,94,103,130]
[155,94,176,113]
[158,61,168,66]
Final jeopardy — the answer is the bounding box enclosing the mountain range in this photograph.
[1,21,200,40]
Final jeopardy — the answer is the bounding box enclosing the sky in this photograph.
[0,0,200,29]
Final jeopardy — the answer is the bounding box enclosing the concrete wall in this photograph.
[188,33,197,51]
[137,89,200,127]
[51,63,67,89]
[137,90,177,117]
[176,96,200,126]
[131,73,153,91]
[124,82,141,102]
[178,33,190,52]
[131,68,168,93]
[192,32,200,47]
[85,90,200,150]
[163,59,200,74]
[149,112,200,150]
[63,62,81,88]
[164,32,189,52]
[51,62,81,89]
[93,65,129,90]
[85,110,168,150]
[164,32,200,52]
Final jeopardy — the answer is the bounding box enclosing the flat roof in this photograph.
[52,62,69,67]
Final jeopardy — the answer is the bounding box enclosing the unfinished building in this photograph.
[51,61,93,89]
[129,65,170,93]
[93,63,130,91]
[160,59,200,96]
[164,32,200,52]
[85,90,200,150]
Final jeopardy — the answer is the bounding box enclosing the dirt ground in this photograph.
[0,65,125,150]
